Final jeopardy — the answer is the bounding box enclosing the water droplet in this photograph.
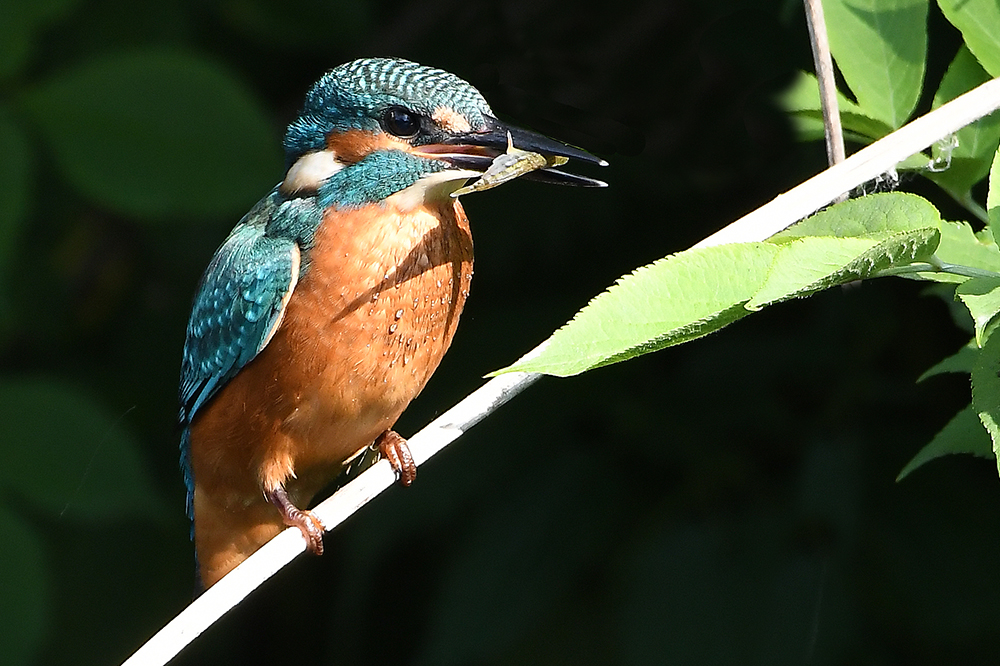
[388,323,398,334]
[394,309,403,320]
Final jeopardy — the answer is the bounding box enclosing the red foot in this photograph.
[376,430,416,486]
[267,486,325,555]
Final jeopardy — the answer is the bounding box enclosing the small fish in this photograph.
[452,132,569,197]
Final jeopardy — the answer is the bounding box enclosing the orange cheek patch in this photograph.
[326,130,411,163]
[432,107,472,133]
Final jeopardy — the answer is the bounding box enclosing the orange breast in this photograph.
[188,195,473,583]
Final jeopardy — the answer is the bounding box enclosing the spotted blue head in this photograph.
[279,57,606,206]
[285,58,493,158]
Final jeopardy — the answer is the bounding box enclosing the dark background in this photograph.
[3,0,998,664]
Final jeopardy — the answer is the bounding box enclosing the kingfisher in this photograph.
[178,57,606,588]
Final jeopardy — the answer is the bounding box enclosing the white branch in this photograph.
[694,77,1000,249]
[121,75,1000,666]
[121,371,539,666]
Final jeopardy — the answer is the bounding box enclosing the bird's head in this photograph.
[280,58,605,207]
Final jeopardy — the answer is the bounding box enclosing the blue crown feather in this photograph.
[283,58,494,163]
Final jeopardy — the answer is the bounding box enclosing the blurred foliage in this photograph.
[0,0,997,665]
[20,48,281,220]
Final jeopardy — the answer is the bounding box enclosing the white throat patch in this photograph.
[280,150,344,195]
[386,169,480,212]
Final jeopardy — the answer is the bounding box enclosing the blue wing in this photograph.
[178,191,320,520]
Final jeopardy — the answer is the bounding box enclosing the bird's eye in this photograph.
[381,106,421,138]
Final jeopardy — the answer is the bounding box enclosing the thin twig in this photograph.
[803,0,847,180]
[120,75,1000,666]
[875,261,1000,281]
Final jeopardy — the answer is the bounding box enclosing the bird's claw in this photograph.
[267,486,325,555]
[375,430,416,486]
[291,509,325,556]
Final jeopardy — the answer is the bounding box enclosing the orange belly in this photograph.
[189,196,473,586]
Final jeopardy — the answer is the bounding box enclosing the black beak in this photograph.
[423,115,608,187]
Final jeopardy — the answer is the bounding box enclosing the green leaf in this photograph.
[746,230,937,310]
[770,191,941,240]
[937,0,1000,77]
[822,0,928,128]
[897,404,993,480]
[19,48,281,222]
[925,45,1000,199]
[752,194,941,308]
[0,506,48,666]
[498,243,780,377]
[971,331,1000,475]
[915,220,1000,283]
[897,152,937,172]
[778,71,893,142]
[988,145,1000,245]
[956,277,1000,346]
[0,378,165,520]
[918,339,977,381]
[745,237,877,310]
[497,193,940,377]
